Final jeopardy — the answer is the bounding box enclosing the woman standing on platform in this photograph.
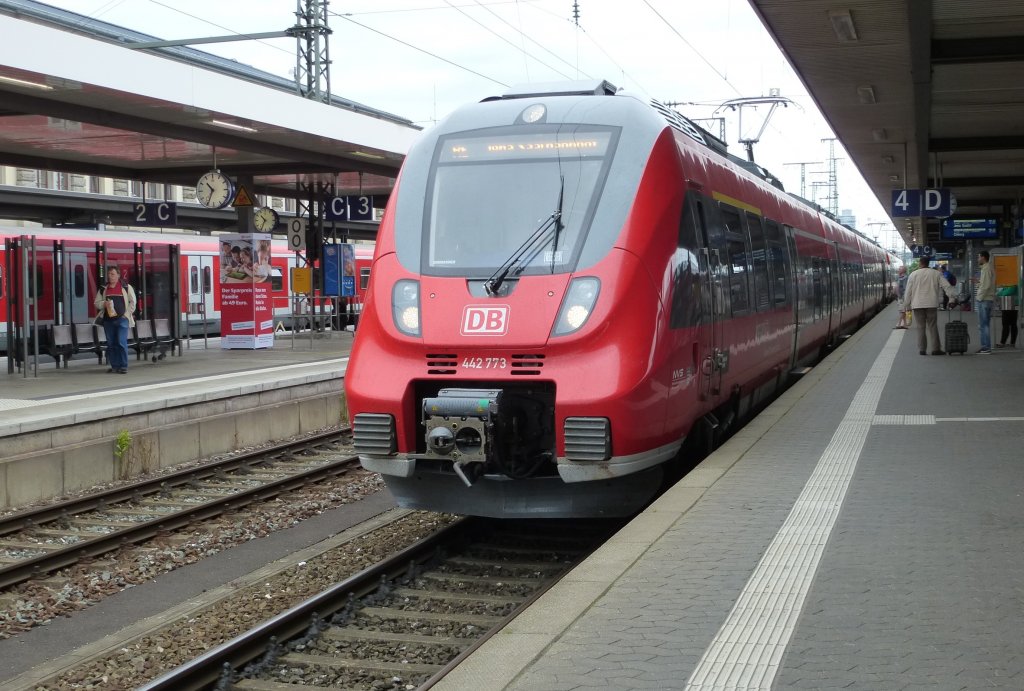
[94,266,136,374]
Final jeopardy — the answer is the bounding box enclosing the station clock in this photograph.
[195,170,234,209]
[253,206,280,232]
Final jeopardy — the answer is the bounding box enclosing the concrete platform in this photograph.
[437,305,1024,690]
[0,331,352,509]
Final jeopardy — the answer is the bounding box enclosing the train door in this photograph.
[694,196,726,399]
[185,254,215,332]
[826,242,840,344]
[63,250,92,324]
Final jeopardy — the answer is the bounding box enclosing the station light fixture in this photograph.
[857,86,877,105]
[828,9,859,42]
[210,119,258,133]
[872,128,888,142]
[0,74,53,91]
[882,155,895,164]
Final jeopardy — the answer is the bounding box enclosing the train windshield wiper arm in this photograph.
[484,182,564,296]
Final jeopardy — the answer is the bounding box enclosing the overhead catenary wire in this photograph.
[330,12,509,87]
[442,0,575,80]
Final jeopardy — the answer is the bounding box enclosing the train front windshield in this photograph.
[424,126,617,276]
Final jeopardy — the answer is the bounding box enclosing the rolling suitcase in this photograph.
[944,304,969,355]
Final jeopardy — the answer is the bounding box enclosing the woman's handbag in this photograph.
[94,313,105,325]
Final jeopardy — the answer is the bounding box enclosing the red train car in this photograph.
[0,227,373,353]
[345,80,890,518]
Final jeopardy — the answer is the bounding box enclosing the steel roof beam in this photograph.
[908,0,932,189]
[934,176,1024,187]
[1,91,402,178]
[930,136,1024,153]
[932,37,1024,64]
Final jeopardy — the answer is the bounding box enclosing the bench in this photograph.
[46,324,75,368]
[72,323,107,365]
[131,319,157,361]
[153,318,181,359]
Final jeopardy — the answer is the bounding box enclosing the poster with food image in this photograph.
[219,233,274,349]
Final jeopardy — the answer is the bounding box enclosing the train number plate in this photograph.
[461,356,508,369]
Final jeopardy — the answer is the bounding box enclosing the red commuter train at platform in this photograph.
[0,228,373,353]
[346,80,898,519]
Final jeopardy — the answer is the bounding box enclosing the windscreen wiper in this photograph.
[485,181,564,296]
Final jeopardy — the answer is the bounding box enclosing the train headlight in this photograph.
[392,279,421,336]
[552,277,600,337]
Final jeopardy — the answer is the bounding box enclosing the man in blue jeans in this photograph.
[976,250,995,354]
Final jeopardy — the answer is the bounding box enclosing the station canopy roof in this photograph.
[0,1,419,214]
[749,0,1024,249]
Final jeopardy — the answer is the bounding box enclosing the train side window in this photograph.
[719,205,749,315]
[270,268,283,291]
[360,267,371,291]
[746,212,770,311]
[203,267,212,295]
[670,198,704,329]
[190,266,199,294]
[766,220,789,305]
[74,265,85,298]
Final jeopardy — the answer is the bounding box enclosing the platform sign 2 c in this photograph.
[133,202,177,227]
[891,188,956,218]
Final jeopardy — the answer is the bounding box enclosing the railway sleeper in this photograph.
[320,627,469,650]
[279,652,443,676]
[233,679,338,691]
[442,555,568,572]
[357,606,504,628]
[391,586,525,605]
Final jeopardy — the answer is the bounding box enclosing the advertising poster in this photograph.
[322,243,356,297]
[219,233,274,349]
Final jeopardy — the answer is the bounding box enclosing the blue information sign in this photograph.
[941,218,998,239]
[324,195,375,222]
[891,188,956,218]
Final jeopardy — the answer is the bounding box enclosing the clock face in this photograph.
[196,171,233,209]
[253,206,279,232]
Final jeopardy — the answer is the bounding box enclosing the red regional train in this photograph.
[346,80,898,519]
[0,227,373,353]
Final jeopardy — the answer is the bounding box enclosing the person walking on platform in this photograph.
[94,266,137,373]
[902,256,958,355]
[894,265,909,329]
[940,264,957,309]
[975,250,996,354]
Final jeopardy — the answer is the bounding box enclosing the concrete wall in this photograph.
[0,381,345,509]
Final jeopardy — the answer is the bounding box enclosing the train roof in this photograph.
[491,80,887,254]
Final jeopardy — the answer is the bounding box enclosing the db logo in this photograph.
[461,305,510,335]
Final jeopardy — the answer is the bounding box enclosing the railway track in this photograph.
[0,430,357,589]
[141,517,619,690]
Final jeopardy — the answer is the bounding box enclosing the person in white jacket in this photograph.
[903,256,958,355]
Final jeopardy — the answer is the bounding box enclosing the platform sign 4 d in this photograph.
[891,188,957,218]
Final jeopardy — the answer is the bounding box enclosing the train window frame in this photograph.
[203,266,212,295]
[190,266,199,294]
[421,124,621,278]
[746,211,771,311]
[0,265,3,298]
[270,268,283,292]
[765,219,789,306]
[359,267,371,291]
[719,203,750,316]
[73,265,85,299]
[670,194,707,329]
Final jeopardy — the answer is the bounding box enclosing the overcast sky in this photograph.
[42,0,902,251]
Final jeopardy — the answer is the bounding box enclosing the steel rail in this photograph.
[138,517,480,691]
[0,430,354,589]
[0,428,350,537]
